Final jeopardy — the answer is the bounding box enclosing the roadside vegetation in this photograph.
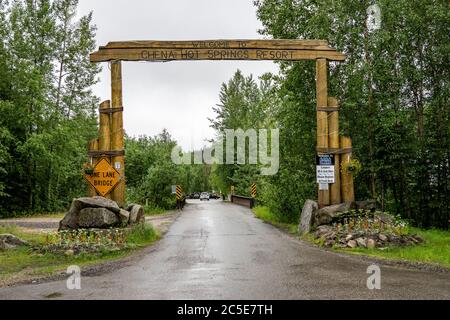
[143,206,168,216]
[252,206,298,235]
[0,224,159,287]
[336,228,450,268]
[0,1,213,219]
[124,131,214,211]
[254,205,449,269]
[208,0,449,231]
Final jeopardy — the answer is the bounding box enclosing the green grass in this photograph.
[143,206,168,216]
[124,223,159,246]
[335,228,450,268]
[252,206,298,235]
[0,224,160,286]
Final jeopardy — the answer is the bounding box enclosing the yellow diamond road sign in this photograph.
[84,158,121,197]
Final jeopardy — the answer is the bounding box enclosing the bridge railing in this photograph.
[230,195,255,209]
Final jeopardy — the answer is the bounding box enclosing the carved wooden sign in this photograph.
[90,40,345,62]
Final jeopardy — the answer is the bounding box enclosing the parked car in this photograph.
[193,193,200,199]
[210,193,220,199]
[200,192,210,201]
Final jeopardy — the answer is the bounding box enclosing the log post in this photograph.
[99,100,112,199]
[328,97,341,204]
[316,58,330,208]
[110,61,125,207]
[340,136,355,202]
[87,138,98,197]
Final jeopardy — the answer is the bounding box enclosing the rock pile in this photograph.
[299,199,424,248]
[313,202,356,226]
[59,196,145,230]
[299,200,353,234]
[314,225,424,249]
[0,234,28,250]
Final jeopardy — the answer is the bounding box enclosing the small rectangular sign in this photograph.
[317,165,335,184]
[316,154,335,166]
[319,183,329,190]
[171,185,177,194]
[317,155,335,184]
[251,183,257,198]
[175,185,183,200]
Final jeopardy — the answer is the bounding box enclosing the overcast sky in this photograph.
[76,0,279,151]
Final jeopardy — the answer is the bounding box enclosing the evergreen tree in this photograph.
[0,0,100,216]
[253,0,449,228]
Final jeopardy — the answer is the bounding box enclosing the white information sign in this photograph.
[317,165,335,184]
[319,183,329,191]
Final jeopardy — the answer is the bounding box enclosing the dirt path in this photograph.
[0,211,180,234]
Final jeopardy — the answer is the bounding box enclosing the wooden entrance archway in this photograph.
[89,39,354,208]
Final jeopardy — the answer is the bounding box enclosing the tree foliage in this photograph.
[210,0,448,228]
[0,0,447,230]
[247,0,448,228]
[0,0,99,216]
[125,130,213,210]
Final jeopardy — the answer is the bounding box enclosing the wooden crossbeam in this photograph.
[90,39,346,62]
[102,39,332,50]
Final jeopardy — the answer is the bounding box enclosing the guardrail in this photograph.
[230,195,255,209]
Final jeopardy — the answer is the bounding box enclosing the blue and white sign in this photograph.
[316,155,335,166]
[317,155,335,184]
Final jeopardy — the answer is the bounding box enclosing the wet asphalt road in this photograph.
[0,200,449,300]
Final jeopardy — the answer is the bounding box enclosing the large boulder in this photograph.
[59,197,145,230]
[77,208,119,228]
[314,202,355,226]
[59,202,80,230]
[128,204,145,225]
[73,196,121,214]
[298,200,318,235]
[118,209,130,227]
[60,196,122,230]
